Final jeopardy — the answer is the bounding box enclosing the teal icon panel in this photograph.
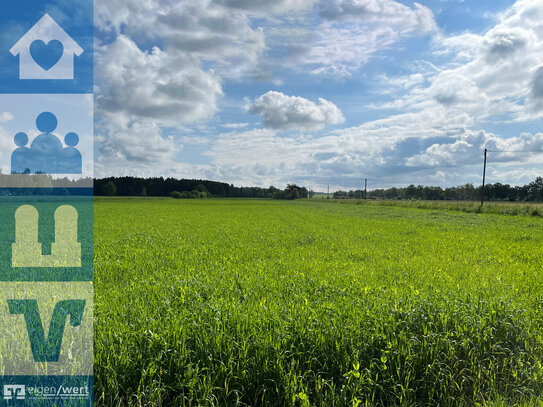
[0,190,93,282]
[0,0,94,404]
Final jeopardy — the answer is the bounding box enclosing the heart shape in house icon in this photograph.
[30,40,64,71]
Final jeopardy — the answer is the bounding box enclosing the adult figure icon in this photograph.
[11,111,82,174]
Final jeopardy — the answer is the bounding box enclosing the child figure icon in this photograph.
[11,112,82,174]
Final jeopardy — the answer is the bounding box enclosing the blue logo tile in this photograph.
[0,1,93,93]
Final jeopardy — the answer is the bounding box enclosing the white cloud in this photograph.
[96,35,223,124]
[91,0,543,189]
[299,0,543,188]
[371,0,543,128]
[434,32,483,61]
[0,124,14,168]
[95,0,267,79]
[527,65,543,114]
[95,112,179,172]
[427,0,543,123]
[483,25,531,63]
[292,0,436,76]
[379,73,426,91]
[0,112,13,123]
[204,123,543,190]
[93,0,271,174]
[248,91,344,130]
[214,0,316,14]
[94,34,222,172]
[205,0,543,189]
[222,122,249,129]
[178,135,212,146]
[317,0,435,32]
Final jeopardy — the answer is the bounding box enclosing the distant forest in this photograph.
[1,174,543,202]
[94,176,543,202]
[95,177,310,199]
[335,177,543,202]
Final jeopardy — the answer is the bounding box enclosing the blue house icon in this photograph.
[10,14,83,80]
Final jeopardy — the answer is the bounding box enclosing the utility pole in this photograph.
[481,148,487,206]
[364,178,367,200]
[327,185,330,200]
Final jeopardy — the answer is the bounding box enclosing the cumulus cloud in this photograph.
[304,1,541,187]
[429,73,489,113]
[208,0,543,188]
[95,0,267,78]
[483,25,531,63]
[248,91,344,130]
[91,0,543,189]
[378,0,543,125]
[204,125,451,189]
[93,0,273,173]
[462,2,542,121]
[96,35,222,123]
[94,34,223,171]
[206,128,357,187]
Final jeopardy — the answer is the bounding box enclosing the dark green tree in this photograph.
[103,181,117,196]
[285,184,301,200]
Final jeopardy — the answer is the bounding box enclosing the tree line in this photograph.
[333,177,543,202]
[7,174,541,202]
[95,177,311,199]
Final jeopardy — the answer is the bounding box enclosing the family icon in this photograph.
[11,112,82,174]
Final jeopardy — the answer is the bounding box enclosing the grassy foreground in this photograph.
[94,198,543,406]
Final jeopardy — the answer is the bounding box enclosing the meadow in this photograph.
[327,199,543,217]
[94,198,543,406]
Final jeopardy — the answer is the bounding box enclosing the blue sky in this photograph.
[16,0,543,191]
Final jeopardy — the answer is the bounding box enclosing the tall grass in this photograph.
[94,198,543,406]
[325,199,543,217]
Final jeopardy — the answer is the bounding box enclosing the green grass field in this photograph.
[313,197,543,217]
[94,198,543,406]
